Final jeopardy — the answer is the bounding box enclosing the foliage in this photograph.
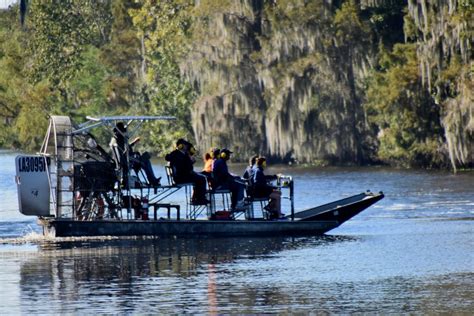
[130,0,196,155]
[0,9,61,150]
[26,1,111,88]
[99,0,142,112]
[0,1,471,168]
[365,43,445,167]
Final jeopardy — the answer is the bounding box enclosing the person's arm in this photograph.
[165,151,174,162]
[265,174,278,181]
[130,137,140,147]
[243,168,249,179]
[223,162,230,176]
[253,169,264,186]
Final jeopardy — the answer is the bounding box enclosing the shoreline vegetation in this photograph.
[4,148,472,173]
[0,1,472,171]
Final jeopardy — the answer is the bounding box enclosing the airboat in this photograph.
[15,115,384,237]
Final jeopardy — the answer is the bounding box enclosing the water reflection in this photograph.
[11,229,474,314]
[24,236,354,277]
[19,236,355,314]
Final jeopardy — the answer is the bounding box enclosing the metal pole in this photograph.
[290,179,294,221]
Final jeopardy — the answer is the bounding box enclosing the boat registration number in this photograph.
[17,156,50,173]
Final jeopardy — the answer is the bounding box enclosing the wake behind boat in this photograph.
[15,115,384,237]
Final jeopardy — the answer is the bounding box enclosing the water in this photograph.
[0,150,473,313]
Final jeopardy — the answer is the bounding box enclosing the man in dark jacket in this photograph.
[165,139,208,205]
[213,148,245,210]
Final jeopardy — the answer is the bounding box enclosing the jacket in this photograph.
[165,149,193,183]
[213,158,231,187]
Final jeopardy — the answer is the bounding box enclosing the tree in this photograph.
[365,43,446,167]
[130,0,196,154]
[100,0,143,112]
[0,6,58,150]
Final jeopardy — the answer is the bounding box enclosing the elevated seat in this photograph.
[242,180,271,219]
[162,165,202,219]
[109,143,155,190]
[246,196,270,219]
[164,165,194,188]
[208,188,231,215]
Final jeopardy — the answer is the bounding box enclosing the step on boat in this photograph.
[15,115,384,237]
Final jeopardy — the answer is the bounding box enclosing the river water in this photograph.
[0,150,473,314]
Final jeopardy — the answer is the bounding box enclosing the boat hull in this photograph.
[40,218,340,238]
[296,192,384,222]
[38,191,384,238]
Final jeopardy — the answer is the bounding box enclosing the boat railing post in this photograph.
[290,178,294,221]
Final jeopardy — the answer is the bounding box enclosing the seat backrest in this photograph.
[110,144,121,170]
[206,173,216,191]
[165,165,176,186]
[243,178,254,197]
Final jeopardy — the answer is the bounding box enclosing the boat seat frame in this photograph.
[208,189,231,215]
[149,165,204,220]
[150,203,180,220]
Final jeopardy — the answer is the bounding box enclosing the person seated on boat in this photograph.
[202,147,219,174]
[202,152,212,174]
[188,143,197,162]
[243,154,259,181]
[109,122,160,187]
[251,157,282,219]
[202,148,220,175]
[165,139,209,205]
[212,148,247,211]
[211,148,221,170]
[201,147,219,189]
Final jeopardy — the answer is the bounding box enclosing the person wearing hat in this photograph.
[109,122,160,187]
[165,139,208,205]
[213,148,246,211]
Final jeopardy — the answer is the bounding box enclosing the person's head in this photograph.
[211,148,220,159]
[256,157,267,169]
[189,145,196,156]
[220,148,233,160]
[176,138,187,151]
[114,122,127,136]
[204,152,212,160]
[249,155,259,166]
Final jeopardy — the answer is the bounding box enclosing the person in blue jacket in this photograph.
[251,157,282,218]
[252,157,275,197]
[242,155,258,181]
[212,148,246,211]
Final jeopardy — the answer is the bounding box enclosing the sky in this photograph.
[0,0,17,9]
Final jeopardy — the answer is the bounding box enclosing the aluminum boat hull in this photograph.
[39,218,339,237]
[39,192,384,237]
